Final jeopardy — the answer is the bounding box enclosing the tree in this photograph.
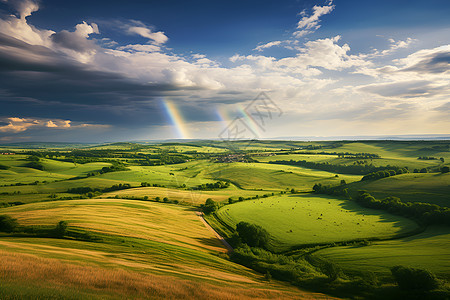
[391,266,439,291]
[323,262,340,282]
[264,271,272,281]
[202,198,217,214]
[235,222,270,249]
[441,166,449,173]
[0,215,18,233]
[420,168,428,173]
[55,221,68,238]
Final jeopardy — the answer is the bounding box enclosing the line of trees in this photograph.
[417,156,439,160]
[67,183,132,195]
[361,168,409,181]
[312,183,450,226]
[356,192,450,226]
[195,181,230,190]
[269,160,401,175]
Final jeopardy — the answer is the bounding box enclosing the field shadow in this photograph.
[337,201,415,229]
[290,194,415,229]
[195,237,223,248]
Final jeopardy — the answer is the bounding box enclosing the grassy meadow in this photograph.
[215,194,419,251]
[313,226,450,279]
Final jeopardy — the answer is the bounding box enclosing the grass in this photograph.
[256,153,443,171]
[313,226,450,280]
[1,199,225,252]
[1,140,449,298]
[345,172,450,207]
[0,155,112,186]
[205,162,361,191]
[1,250,319,300]
[215,194,418,251]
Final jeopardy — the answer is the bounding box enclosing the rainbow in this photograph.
[161,99,190,139]
[215,105,261,138]
[236,105,261,136]
[215,107,230,131]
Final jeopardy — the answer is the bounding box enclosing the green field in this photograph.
[205,162,361,191]
[345,172,450,207]
[215,194,418,251]
[314,226,450,279]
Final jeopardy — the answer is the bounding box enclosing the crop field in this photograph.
[313,226,450,279]
[103,187,265,205]
[215,194,418,251]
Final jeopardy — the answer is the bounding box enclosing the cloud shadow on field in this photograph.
[195,237,224,248]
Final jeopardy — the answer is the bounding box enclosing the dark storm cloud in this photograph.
[0,32,207,127]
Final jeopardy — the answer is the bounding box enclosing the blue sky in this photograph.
[0,0,449,142]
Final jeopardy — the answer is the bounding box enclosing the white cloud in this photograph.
[294,2,334,37]
[75,21,99,38]
[117,44,161,52]
[5,0,39,20]
[127,26,168,44]
[254,41,282,51]
[192,54,206,59]
[378,37,416,56]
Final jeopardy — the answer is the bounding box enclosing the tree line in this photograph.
[269,159,402,175]
[361,168,409,181]
[355,192,450,226]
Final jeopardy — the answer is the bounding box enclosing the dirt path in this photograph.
[196,211,233,252]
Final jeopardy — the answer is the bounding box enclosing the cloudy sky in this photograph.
[0,0,449,142]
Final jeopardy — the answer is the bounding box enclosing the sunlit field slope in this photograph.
[345,173,450,207]
[215,194,419,251]
[313,226,450,279]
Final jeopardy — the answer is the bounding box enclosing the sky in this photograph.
[0,0,449,143]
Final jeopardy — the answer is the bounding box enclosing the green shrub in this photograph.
[54,221,68,238]
[391,266,439,291]
[236,222,270,249]
[0,215,18,232]
[202,198,217,214]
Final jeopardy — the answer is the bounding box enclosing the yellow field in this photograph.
[0,199,336,299]
[2,199,224,252]
[0,250,336,300]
